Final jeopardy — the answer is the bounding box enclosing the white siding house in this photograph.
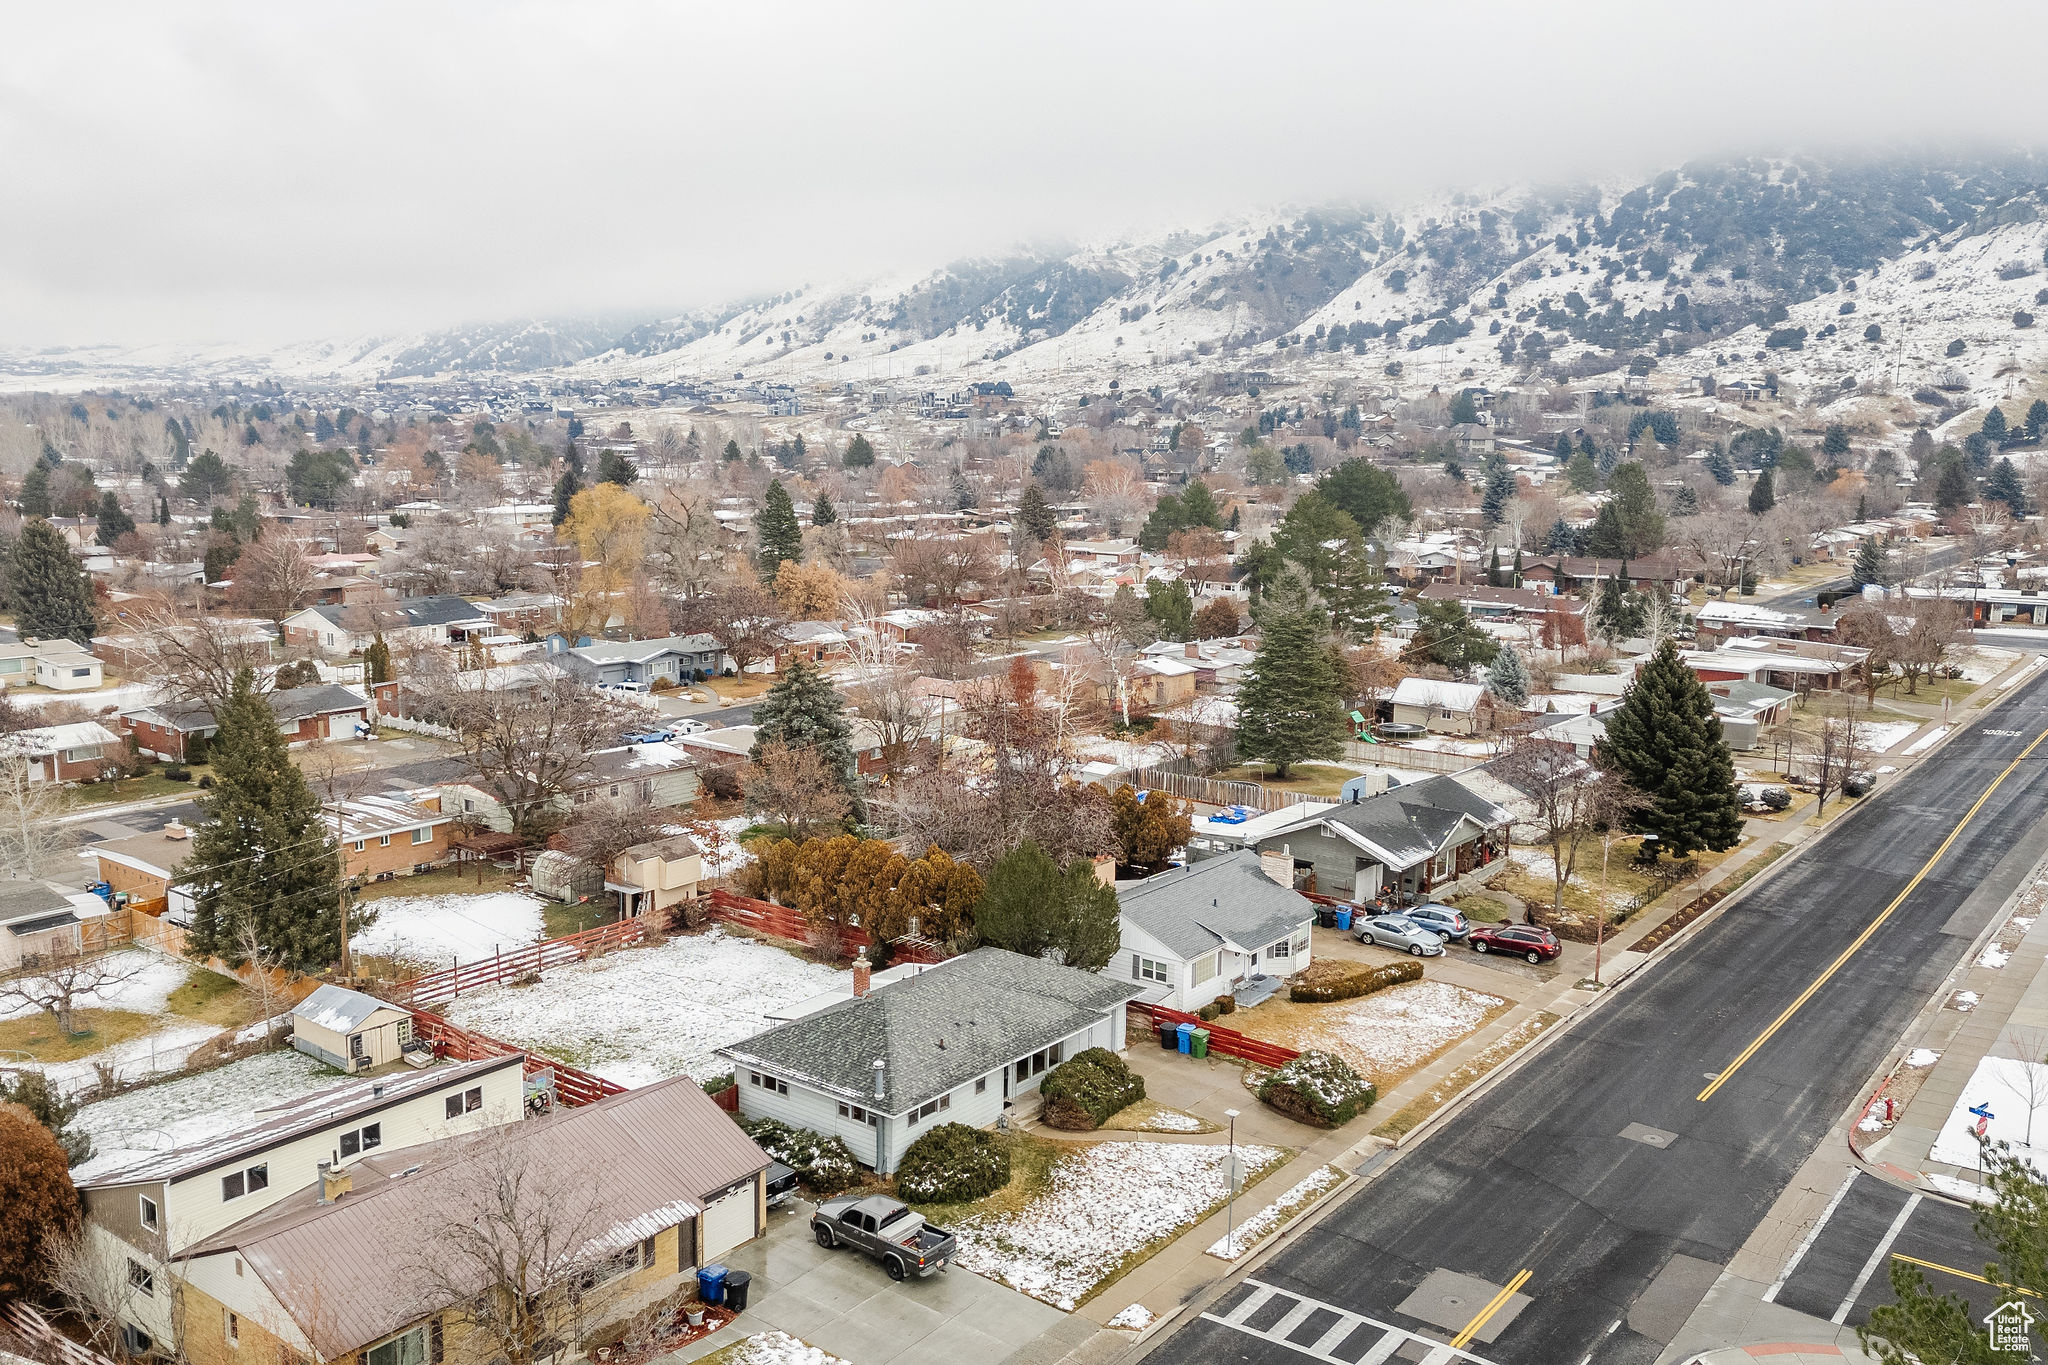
[1110,851,1316,1011]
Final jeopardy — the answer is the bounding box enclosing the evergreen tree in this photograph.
[1316,458,1412,537]
[1178,480,1223,529]
[363,634,393,686]
[1934,454,1974,513]
[1447,389,1480,425]
[179,449,234,502]
[756,479,805,583]
[972,840,1121,971]
[810,491,838,527]
[156,495,170,526]
[1592,573,1646,642]
[11,520,95,643]
[723,438,744,463]
[1144,578,1195,641]
[550,467,580,526]
[1235,592,1348,778]
[1017,483,1058,543]
[1580,432,1597,459]
[841,434,876,469]
[1544,517,1580,554]
[95,492,135,547]
[1985,457,2029,515]
[1511,547,1524,586]
[184,670,347,971]
[1480,460,1516,528]
[17,465,50,519]
[1137,492,1186,552]
[1670,484,1700,517]
[749,657,864,822]
[1565,451,1599,491]
[2028,398,2048,442]
[1982,405,2010,445]
[0,1069,92,1165]
[1412,597,1499,675]
[1748,467,1776,514]
[1703,445,1737,485]
[1851,536,1889,588]
[596,449,638,486]
[1596,641,1743,860]
[1554,432,1573,459]
[1822,423,1851,459]
[1487,645,1530,707]
[1585,462,1664,557]
[1487,546,1504,587]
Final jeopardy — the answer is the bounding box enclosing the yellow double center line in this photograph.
[1891,1252,2041,1298]
[1450,1267,1530,1350]
[1698,727,2048,1103]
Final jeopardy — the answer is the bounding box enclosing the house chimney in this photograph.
[852,952,871,998]
[318,1158,353,1204]
[163,820,189,841]
[1259,850,1293,888]
[1185,642,1199,659]
[872,1059,886,1101]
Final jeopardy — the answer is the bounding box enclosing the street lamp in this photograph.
[1224,1108,1241,1257]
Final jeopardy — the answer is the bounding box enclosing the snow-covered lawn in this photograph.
[1240,981,1508,1088]
[1956,645,2022,683]
[2,952,255,1095]
[1859,720,1921,754]
[949,1139,1284,1310]
[0,953,191,1022]
[1207,1165,1345,1260]
[701,1332,849,1365]
[695,817,754,880]
[70,1048,339,1180]
[1930,1055,2048,1176]
[352,891,546,966]
[441,928,845,1086]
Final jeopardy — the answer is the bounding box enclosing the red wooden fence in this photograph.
[409,1007,626,1109]
[388,917,650,1006]
[709,1083,739,1113]
[701,888,951,964]
[1128,1001,1301,1069]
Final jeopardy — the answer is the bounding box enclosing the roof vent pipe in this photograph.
[872,1059,886,1100]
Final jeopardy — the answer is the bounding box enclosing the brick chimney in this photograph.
[318,1158,352,1204]
[852,952,871,998]
[1185,642,1200,659]
[1259,849,1294,888]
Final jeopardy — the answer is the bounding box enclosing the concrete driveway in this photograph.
[665,1199,1104,1365]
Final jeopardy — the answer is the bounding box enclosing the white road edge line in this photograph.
[1764,1168,1859,1303]
[1834,1192,1922,1324]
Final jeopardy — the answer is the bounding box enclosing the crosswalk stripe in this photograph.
[1223,1284,1278,1325]
[1200,1279,1503,1365]
[1353,1329,1407,1365]
[1267,1300,1320,1340]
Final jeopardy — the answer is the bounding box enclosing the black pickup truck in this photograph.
[811,1194,955,1280]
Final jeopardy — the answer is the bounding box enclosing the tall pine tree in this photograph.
[1985,457,2029,515]
[95,493,136,548]
[1851,536,1888,588]
[184,670,349,971]
[1017,482,1058,544]
[1487,645,1530,707]
[1596,641,1743,860]
[1236,580,1348,778]
[550,467,581,527]
[756,479,804,583]
[749,657,864,822]
[810,491,838,527]
[1748,467,1776,514]
[12,520,96,643]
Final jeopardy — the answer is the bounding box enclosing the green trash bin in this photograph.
[1190,1028,1211,1059]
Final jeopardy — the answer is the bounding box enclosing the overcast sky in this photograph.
[8,1,2048,348]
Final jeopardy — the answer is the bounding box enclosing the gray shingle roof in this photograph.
[0,880,78,928]
[1277,775,1512,870]
[1116,851,1314,961]
[719,948,1141,1114]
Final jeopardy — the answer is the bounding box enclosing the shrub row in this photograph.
[1258,1050,1376,1128]
[1290,958,1422,1003]
[1039,1047,1146,1131]
[895,1122,1010,1203]
[736,1116,862,1194]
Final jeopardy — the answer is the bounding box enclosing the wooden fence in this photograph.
[1126,768,1318,813]
[5,1300,120,1365]
[385,918,651,1006]
[1342,741,1483,773]
[407,1007,625,1109]
[701,889,951,964]
[1128,1001,1301,1069]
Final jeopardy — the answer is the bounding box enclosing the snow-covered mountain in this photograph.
[12,153,2048,400]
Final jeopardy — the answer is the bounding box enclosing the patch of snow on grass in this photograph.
[1206,1165,1345,1259]
[1295,981,1507,1085]
[0,953,191,1022]
[442,928,845,1086]
[1859,721,1921,755]
[950,1139,1283,1310]
[1106,1305,1155,1330]
[1957,646,2021,683]
[710,1331,851,1365]
[352,891,546,966]
[1140,1109,1206,1133]
[1908,1048,1941,1068]
[1929,1055,2048,1177]
[71,1049,339,1179]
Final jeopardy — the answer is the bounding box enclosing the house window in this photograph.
[139,1194,159,1230]
[379,835,392,848]
[1269,938,1291,960]
[908,1095,952,1124]
[128,1260,154,1295]
[750,1072,788,1096]
[1021,1044,1064,1079]
[1193,952,1218,984]
[1132,954,1170,984]
[353,840,366,853]
[412,827,432,845]
[221,1163,268,1201]
[366,1326,428,1365]
[836,1102,876,1125]
[444,1086,483,1120]
[225,1311,240,1347]
[339,1123,382,1157]
[122,1327,153,1356]
[975,1077,987,1094]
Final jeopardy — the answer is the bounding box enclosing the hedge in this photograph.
[1258,1050,1376,1128]
[895,1122,1010,1203]
[736,1117,862,1194]
[1039,1047,1146,1130]
[1290,958,1422,1004]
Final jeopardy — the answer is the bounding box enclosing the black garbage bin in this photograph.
[1158,1021,1177,1050]
[724,1270,752,1313]
[1316,906,1337,929]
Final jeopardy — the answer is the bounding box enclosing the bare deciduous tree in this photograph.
[1490,737,1639,924]
[434,671,629,838]
[228,534,321,626]
[0,947,144,1034]
[0,756,72,879]
[47,1224,161,1362]
[839,597,935,782]
[744,739,852,839]
[127,606,275,706]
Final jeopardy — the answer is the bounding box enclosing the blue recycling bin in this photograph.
[1176,1021,1194,1054]
[697,1264,728,1305]
[1335,907,1353,932]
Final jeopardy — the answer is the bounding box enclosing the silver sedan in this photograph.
[1353,914,1446,957]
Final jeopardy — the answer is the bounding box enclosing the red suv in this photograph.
[1469,923,1562,963]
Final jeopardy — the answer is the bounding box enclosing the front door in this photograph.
[1353,862,1381,901]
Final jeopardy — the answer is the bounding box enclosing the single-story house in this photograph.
[123,683,373,761]
[1110,851,1316,1011]
[606,834,704,919]
[438,741,702,832]
[326,793,454,881]
[281,594,488,655]
[1693,602,1834,649]
[1388,677,1485,735]
[1140,639,1256,687]
[472,590,564,636]
[720,948,1141,1174]
[0,880,107,971]
[33,645,103,691]
[0,721,122,783]
[552,633,729,688]
[1252,775,1514,904]
[773,621,852,671]
[1519,554,1702,596]
[290,984,417,1073]
[1685,637,1869,693]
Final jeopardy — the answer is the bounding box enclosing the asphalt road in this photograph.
[1757,543,1963,611]
[1146,670,2048,1365]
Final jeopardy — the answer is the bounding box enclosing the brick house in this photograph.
[326,793,455,881]
[122,683,373,762]
[1,722,121,782]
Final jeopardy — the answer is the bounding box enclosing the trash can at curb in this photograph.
[1176,1021,1195,1054]
[696,1264,728,1305]
[1316,906,1337,929]
[723,1270,752,1312]
[1190,1028,1211,1059]
[1335,907,1353,932]
[1158,1021,1177,1049]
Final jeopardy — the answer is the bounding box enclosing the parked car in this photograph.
[621,728,670,745]
[1353,914,1446,957]
[764,1160,801,1208]
[812,1194,956,1280]
[1403,903,1472,942]
[667,718,712,737]
[1469,922,1562,963]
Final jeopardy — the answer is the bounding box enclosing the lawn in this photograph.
[1878,675,1982,707]
[0,1008,161,1063]
[1231,981,1509,1090]
[1099,1100,1220,1134]
[1443,891,1513,923]
[706,675,774,700]
[68,769,210,806]
[542,900,616,940]
[164,969,250,1029]
[1216,762,1359,797]
[355,864,524,904]
[1372,1010,1561,1140]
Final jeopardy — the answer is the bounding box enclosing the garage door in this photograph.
[701,1183,757,1261]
